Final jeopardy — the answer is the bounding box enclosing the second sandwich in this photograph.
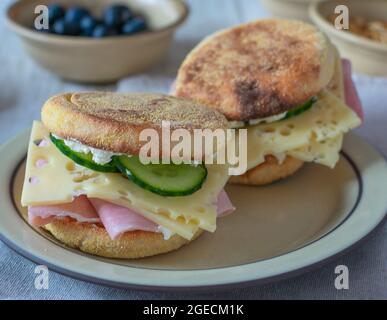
[174,19,363,185]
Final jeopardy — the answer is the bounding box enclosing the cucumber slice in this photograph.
[113,156,208,197]
[238,97,317,127]
[50,135,119,173]
[283,96,317,120]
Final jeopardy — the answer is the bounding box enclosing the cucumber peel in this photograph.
[113,156,208,197]
[283,96,317,121]
[50,135,207,196]
[50,134,119,173]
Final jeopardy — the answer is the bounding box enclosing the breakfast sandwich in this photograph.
[21,92,234,258]
[174,19,363,185]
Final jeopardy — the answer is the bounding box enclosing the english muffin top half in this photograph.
[175,19,336,121]
[42,92,229,155]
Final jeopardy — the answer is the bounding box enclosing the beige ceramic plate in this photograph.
[0,130,386,290]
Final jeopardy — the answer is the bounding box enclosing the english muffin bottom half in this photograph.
[174,19,362,185]
[22,92,234,259]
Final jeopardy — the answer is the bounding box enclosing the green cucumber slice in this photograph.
[50,135,119,173]
[238,97,317,127]
[113,156,207,197]
[283,96,317,120]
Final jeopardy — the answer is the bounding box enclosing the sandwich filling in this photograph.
[22,122,234,241]
[229,97,317,128]
[53,134,126,165]
[229,111,288,128]
[233,59,362,172]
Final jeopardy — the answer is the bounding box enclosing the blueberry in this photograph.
[52,18,81,36]
[47,4,65,25]
[52,18,67,35]
[121,17,147,35]
[103,5,132,28]
[65,6,90,24]
[66,21,81,36]
[80,15,97,30]
[107,27,120,36]
[80,15,98,36]
[92,24,109,37]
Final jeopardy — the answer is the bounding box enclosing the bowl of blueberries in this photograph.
[6,0,189,83]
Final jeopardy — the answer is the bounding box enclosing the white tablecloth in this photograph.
[0,0,386,299]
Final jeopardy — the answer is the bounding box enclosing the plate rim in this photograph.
[8,151,364,272]
[1,218,385,292]
[0,129,386,291]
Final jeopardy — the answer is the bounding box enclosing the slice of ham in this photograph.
[28,195,100,227]
[89,198,160,240]
[28,191,235,240]
[342,59,364,121]
[89,191,235,239]
[216,190,236,217]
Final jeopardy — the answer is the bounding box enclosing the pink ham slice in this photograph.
[89,191,235,239]
[342,59,364,121]
[28,191,235,239]
[216,190,236,217]
[28,195,100,227]
[89,198,160,240]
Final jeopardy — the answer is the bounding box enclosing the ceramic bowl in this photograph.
[309,0,387,76]
[6,0,189,83]
[261,0,319,22]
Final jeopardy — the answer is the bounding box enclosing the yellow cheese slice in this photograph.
[22,122,230,240]
[288,134,343,168]
[241,90,360,171]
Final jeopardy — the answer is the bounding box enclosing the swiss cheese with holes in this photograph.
[21,121,230,240]
[240,90,361,170]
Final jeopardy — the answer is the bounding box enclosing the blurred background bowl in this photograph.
[261,0,319,22]
[310,0,387,76]
[6,0,189,83]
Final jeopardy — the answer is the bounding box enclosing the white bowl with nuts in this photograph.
[309,0,387,76]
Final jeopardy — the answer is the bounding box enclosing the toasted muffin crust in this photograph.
[43,218,202,259]
[175,19,335,121]
[228,155,304,185]
[41,92,229,155]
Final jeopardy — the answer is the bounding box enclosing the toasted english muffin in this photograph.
[43,218,202,259]
[175,19,335,121]
[174,19,343,186]
[42,92,229,155]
